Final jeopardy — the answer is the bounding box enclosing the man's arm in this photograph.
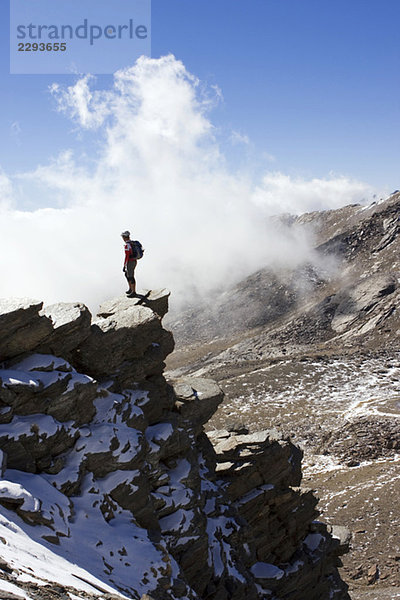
[124,243,131,268]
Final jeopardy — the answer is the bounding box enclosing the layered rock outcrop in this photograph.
[0,292,349,599]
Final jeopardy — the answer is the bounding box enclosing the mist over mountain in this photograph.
[167,191,400,370]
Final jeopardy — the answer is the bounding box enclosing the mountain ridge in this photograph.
[166,192,400,378]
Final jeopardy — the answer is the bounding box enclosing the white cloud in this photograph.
[50,77,110,130]
[0,55,378,312]
[231,131,250,145]
[261,151,276,163]
[0,170,14,212]
[252,171,374,215]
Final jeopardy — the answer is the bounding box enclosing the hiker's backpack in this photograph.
[129,240,144,259]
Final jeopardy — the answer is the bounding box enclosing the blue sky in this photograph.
[1,0,399,189]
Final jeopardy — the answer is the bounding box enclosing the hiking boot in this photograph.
[125,290,131,295]
[127,291,138,298]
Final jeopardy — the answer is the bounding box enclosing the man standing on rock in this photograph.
[121,231,138,298]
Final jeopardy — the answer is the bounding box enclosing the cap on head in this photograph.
[121,230,130,237]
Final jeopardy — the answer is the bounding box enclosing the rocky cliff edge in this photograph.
[0,291,350,600]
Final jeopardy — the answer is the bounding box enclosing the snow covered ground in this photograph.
[208,353,400,454]
[0,354,185,599]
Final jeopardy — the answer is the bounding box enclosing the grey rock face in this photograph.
[98,289,170,320]
[209,429,303,496]
[0,355,98,426]
[75,303,174,387]
[38,302,92,356]
[0,298,53,361]
[331,274,397,333]
[209,429,349,600]
[171,377,224,435]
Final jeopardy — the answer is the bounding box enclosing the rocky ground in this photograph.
[165,193,400,599]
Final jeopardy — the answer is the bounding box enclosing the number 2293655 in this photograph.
[18,42,67,51]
